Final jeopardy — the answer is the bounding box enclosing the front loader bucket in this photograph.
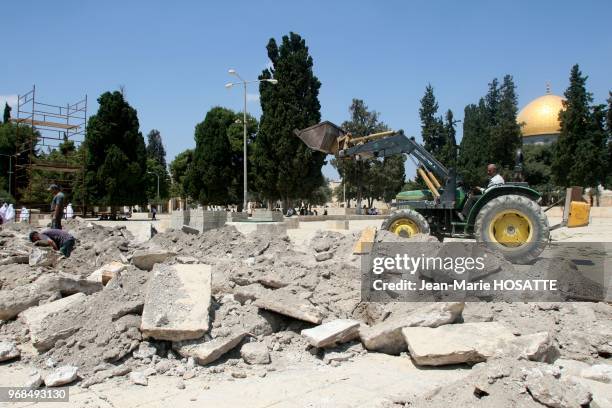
[293,121,345,155]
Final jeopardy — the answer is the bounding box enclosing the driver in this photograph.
[461,164,505,217]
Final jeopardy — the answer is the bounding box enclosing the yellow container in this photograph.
[567,201,590,227]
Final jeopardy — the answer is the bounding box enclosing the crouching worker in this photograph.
[29,229,76,258]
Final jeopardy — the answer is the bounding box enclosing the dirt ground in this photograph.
[0,213,610,408]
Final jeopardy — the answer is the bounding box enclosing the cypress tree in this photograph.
[84,91,147,207]
[419,84,444,157]
[458,100,490,186]
[146,129,167,168]
[490,75,522,168]
[2,102,11,124]
[251,32,324,208]
[186,107,235,205]
[551,64,605,187]
[438,109,457,168]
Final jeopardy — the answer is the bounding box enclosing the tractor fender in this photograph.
[466,185,541,228]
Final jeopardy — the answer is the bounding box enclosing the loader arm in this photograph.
[338,131,450,189]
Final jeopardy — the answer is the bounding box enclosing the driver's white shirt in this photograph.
[487,174,505,188]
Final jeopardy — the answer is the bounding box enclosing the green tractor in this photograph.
[295,121,590,264]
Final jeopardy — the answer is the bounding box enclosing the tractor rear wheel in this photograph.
[382,209,430,238]
[474,194,549,264]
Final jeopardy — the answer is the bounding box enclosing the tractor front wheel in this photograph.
[474,195,549,264]
[382,209,430,238]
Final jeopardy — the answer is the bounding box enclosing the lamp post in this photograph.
[0,154,13,197]
[225,69,277,212]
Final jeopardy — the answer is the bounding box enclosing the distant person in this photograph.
[20,206,29,223]
[48,184,65,229]
[0,203,7,223]
[66,203,74,219]
[151,206,157,220]
[5,204,15,223]
[29,229,76,258]
[323,208,328,216]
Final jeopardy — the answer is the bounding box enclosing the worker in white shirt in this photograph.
[461,164,505,218]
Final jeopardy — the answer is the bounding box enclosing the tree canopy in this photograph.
[552,65,608,187]
[83,91,147,207]
[146,129,167,168]
[251,32,325,207]
[169,149,193,200]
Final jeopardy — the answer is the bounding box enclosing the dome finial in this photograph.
[545,82,551,94]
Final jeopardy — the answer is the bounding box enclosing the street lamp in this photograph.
[225,68,277,212]
[0,154,14,197]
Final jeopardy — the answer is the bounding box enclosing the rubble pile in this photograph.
[0,220,609,406]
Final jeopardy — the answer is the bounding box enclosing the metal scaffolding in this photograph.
[11,85,87,211]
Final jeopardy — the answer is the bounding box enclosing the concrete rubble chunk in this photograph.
[173,332,247,366]
[240,342,271,365]
[524,367,592,408]
[24,372,43,389]
[315,251,333,262]
[110,300,144,320]
[29,247,59,267]
[21,293,87,352]
[581,365,612,384]
[131,249,175,271]
[402,322,514,366]
[133,341,157,359]
[323,351,353,364]
[54,272,104,295]
[86,261,126,285]
[0,341,20,361]
[0,278,59,320]
[140,264,212,341]
[176,256,198,264]
[554,359,591,377]
[254,291,323,324]
[301,319,360,348]
[234,283,269,304]
[129,371,148,386]
[44,365,79,387]
[360,302,464,355]
[496,331,560,363]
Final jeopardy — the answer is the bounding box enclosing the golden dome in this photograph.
[517,93,565,137]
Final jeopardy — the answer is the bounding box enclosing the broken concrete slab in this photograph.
[511,332,559,363]
[21,293,87,352]
[315,251,333,262]
[44,365,79,387]
[173,331,247,366]
[0,276,61,320]
[233,283,270,304]
[29,247,59,267]
[129,371,148,386]
[581,364,612,383]
[254,291,323,324]
[0,341,20,362]
[240,342,271,365]
[140,263,211,341]
[524,367,592,408]
[86,261,126,285]
[301,319,360,348]
[360,302,464,355]
[54,272,104,295]
[110,300,144,321]
[24,372,43,389]
[554,359,591,377]
[131,249,175,271]
[402,322,514,366]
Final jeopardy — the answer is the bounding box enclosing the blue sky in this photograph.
[2,1,611,180]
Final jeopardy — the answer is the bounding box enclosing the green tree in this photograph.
[227,113,258,204]
[84,91,147,208]
[458,100,490,186]
[251,32,324,208]
[490,75,522,167]
[331,98,405,207]
[186,107,235,205]
[146,129,166,168]
[606,92,612,186]
[145,158,170,202]
[523,143,554,187]
[552,65,607,187]
[419,84,445,157]
[169,149,193,200]
[3,102,11,124]
[438,109,457,168]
